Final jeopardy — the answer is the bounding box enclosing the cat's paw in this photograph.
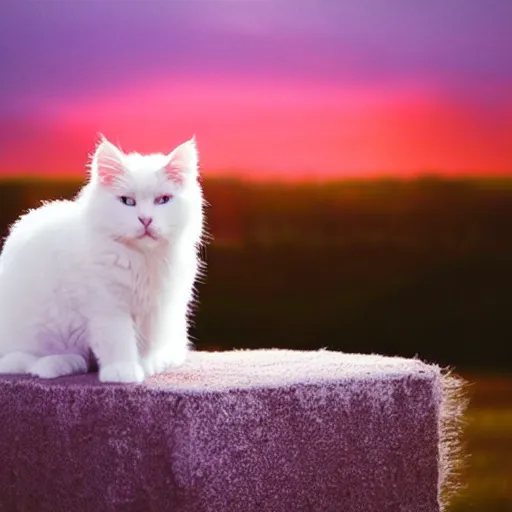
[141,347,187,377]
[30,354,88,379]
[0,352,38,374]
[99,361,145,383]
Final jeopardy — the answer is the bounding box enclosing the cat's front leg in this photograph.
[141,250,198,377]
[140,306,189,377]
[89,314,145,383]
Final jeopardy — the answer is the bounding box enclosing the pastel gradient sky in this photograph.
[0,0,511,180]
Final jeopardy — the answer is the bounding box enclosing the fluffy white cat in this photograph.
[0,136,204,383]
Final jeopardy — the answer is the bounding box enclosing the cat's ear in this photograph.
[91,136,126,187]
[163,137,199,185]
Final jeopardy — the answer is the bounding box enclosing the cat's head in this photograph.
[84,136,202,250]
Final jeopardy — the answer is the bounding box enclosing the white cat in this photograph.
[0,136,204,383]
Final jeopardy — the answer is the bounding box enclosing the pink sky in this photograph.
[0,1,511,180]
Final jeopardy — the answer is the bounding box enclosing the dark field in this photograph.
[452,375,512,511]
[1,176,511,509]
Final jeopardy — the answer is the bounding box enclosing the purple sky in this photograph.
[1,1,511,111]
[0,0,511,177]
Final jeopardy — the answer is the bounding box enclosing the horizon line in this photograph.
[1,171,512,185]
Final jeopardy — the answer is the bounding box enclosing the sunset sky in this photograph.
[0,0,511,180]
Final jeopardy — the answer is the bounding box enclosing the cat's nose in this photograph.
[138,216,153,227]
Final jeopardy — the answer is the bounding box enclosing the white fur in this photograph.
[0,137,204,382]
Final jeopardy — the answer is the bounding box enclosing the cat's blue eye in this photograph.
[119,196,136,207]
[155,195,173,205]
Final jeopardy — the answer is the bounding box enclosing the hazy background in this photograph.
[0,1,511,510]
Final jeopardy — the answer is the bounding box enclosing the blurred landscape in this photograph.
[2,176,511,369]
[1,175,511,509]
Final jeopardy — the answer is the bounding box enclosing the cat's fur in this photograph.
[0,136,204,383]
